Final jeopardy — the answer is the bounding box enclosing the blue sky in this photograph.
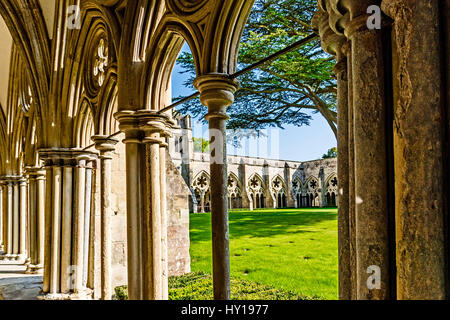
[171,45,336,162]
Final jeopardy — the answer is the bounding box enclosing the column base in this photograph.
[37,289,94,301]
[25,263,44,275]
[0,254,27,265]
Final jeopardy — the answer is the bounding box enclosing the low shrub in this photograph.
[115,272,319,300]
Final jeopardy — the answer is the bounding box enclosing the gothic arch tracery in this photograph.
[271,175,287,209]
[192,170,211,213]
[247,173,265,210]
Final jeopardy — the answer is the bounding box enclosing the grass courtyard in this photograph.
[190,208,339,300]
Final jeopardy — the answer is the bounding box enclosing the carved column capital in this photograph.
[0,175,26,185]
[114,110,172,146]
[24,167,46,179]
[194,74,239,121]
[91,136,119,159]
[38,149,98,167]
[339,0,392,39]
[313,2,348,59]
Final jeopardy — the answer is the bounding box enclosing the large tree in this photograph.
[176,0,337,137]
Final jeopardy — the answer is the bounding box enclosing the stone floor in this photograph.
[0,264,43,300]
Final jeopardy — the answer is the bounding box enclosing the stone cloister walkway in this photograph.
[0,264,42,300]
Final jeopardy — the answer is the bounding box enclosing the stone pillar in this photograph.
[160,143,169,300]
[24,167,46,274]
[346,44,357,300]
[345,8,391,299]
[334,46,352,300]
[39,150,97,300]
[0,176,28,264]
[92,136,118,300]
[382,0,447,299]
[0,184,3,253]
[200,193,205,214]
[194,74,239,300]
[114,110,171,300]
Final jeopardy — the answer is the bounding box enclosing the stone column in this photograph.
[334,46,352,300]
[39,150,97,300]
[160,143,169,300]
[92,136,119,300]
[0,176,28,264]
[24,167,46,274]
[345,9,391,299]
[0,183,3,253]
[200,193,205,214]
[194,74,239,300]
[83,161,94,289]
[114,110,171,300]
[382,0,447,300]
[346,44,357,300]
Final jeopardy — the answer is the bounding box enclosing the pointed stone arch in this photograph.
[305,175,321,207]
[0,0,50,147]
[74,99,95,149]
[270,175,287,209]
[291,175,305,208]
[247,173,265,210]
[191,170,211,213]
[227,172,242,209]
[324,173,338,207]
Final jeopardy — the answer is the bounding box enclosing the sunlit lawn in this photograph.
[189,208,339,300]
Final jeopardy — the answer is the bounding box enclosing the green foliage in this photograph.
[115,285,128,300]
[176,0,337,135]
[322,147,337,159]
[115,272,318,300]
[192,137,210,153]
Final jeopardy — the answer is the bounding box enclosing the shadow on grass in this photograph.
[190,209,337,242]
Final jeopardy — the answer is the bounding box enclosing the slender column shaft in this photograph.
[43,166,53,293]
[143,138,162,299]
[335,54,351,300]
[87,168,96,292]
[349,22,390,300]
[13,183,19,255]
[347,47,357,300]
[23,170,45,273]
[208,113,230,300]
[0,186,3,252]
[200,195,205,213]
[28,176,36,265]
[19,180,27,256]
[50,166,62,294]
[124,139,143,300]
[73,160,86,293]
[36,174,45,270]
[6,183,12,256]
[83,166,93,287]
[100,156,113,299]
[160,145,169,300]
[92,135,118,300]
[61,166,73,293]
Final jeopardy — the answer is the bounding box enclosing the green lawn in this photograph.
[189,208,339,300]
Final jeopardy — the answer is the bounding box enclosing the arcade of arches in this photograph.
[0,0,449,301]
[170,115,339,213]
